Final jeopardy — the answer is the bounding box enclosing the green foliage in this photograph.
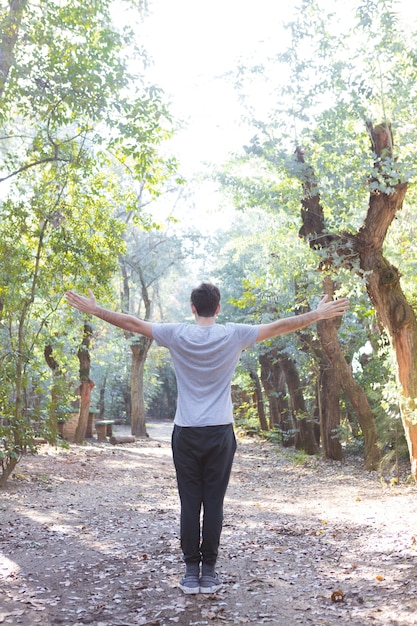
[145,357,177,420]
[384,201,417,308]
[228,0,417,227]
[0,0,181,484]
[285,448,317,467]
[234,408,261,436]
[0,416,38,487]
[215,0,417,463]
[91,339,131,423]
[1,0,178,195]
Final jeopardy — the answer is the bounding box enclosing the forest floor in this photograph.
[1,421,417,626]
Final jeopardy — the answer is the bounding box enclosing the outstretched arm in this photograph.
[65,289,154,339]
[256,294,349,343]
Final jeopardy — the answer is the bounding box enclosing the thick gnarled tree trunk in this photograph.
[318,360,342,461]
[317,278,381,469]
[297,122,417,478]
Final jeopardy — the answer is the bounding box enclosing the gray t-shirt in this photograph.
[152,322,259,427]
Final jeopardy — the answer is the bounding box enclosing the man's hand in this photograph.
[65,289,97,315]
[316,294,349,319]
[64,288,154,337]
[256,293,350,342]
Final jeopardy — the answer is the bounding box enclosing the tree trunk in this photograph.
[304,279,342,461]
[130,337,152,437]
[0,455,20,487]
[317,278,381,469]
[249,369,268,431]
[0,0,27,98]
[297,124,414,473]
[123,386,132,423]
[44,345,61,440]
[97,373,107,419]
[74,323,94,444]
[319,362,343,460]
[259,351,294,445]
[110,435,136,445]
[279,353,318,454]
[259,354,280,429]
[310,321,381,467]
[119,257,153,438]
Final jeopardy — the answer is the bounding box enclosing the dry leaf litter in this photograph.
[1,421,417,626]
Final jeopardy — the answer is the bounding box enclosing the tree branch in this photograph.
[0,155,67,183]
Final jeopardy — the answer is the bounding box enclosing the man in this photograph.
[65,283,349,594]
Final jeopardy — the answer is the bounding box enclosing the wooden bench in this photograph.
[95,420,114,442]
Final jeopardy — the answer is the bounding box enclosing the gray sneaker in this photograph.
[178,574,200,594]
[199,573,222,594]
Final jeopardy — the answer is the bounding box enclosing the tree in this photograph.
[0,0,179,483]
[0,0,26,99]
[259,350,293,441]
[211,213,325,451]
[282,1,417,475]
[316,278,380,467]
[296,126,414,474]
[74,323,94,444]
[216,141,385,463]
[120,253,153,437]
[118,225,199,437]
[0,0,175,187]
[248,366,268,432]
[43,344,64,439]
[0,158,126,483]
[220,0,417,474]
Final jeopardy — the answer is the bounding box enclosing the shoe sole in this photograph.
[200,584,222,594]
[179,584,200,594]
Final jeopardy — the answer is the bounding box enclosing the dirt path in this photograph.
[1,422,417,626]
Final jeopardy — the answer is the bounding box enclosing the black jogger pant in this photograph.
[171,423,237,568]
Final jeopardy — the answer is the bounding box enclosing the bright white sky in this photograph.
[143,0,290,171]
[140,0,417,168]
[140,0,291,172]
[132,0,417,227]
[134,0,296,228]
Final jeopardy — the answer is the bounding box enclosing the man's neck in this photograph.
[195,315,216,327]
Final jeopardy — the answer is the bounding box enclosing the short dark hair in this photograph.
[191,282,221,317]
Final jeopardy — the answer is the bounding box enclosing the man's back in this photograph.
[152,322,258,426]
